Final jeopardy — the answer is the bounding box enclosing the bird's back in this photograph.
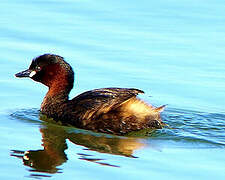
[66,88,165,135]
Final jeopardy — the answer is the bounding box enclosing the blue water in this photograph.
[1,0,225,179]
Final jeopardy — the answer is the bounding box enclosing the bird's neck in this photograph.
[41,82,71,115]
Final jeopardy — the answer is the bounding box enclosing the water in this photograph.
[1,0,225,179]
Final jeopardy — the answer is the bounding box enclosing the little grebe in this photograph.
[15,54,165,135]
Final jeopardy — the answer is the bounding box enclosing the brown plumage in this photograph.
[15,54,165,135]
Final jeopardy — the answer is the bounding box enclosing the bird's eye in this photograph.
[36,66,41,71]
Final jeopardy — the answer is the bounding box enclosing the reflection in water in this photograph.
[11,120,145,177]
[10,107,225,178]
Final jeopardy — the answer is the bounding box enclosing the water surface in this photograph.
[0,0,225,179]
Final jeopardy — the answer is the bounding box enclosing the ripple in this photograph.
[159,108,225,147]
[10,107,225,149]
[10,108,41,124]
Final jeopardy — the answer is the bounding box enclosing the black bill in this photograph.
[15,69,32,78]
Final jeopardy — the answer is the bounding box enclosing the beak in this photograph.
[15,69,33,78]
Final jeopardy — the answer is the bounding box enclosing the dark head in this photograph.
[15,54,74,95]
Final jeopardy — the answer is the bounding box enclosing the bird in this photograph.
[15,54,165,135]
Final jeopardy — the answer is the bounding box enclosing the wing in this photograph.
[70,88,144,125]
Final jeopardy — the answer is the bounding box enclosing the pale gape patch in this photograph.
[29,70,36,78]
